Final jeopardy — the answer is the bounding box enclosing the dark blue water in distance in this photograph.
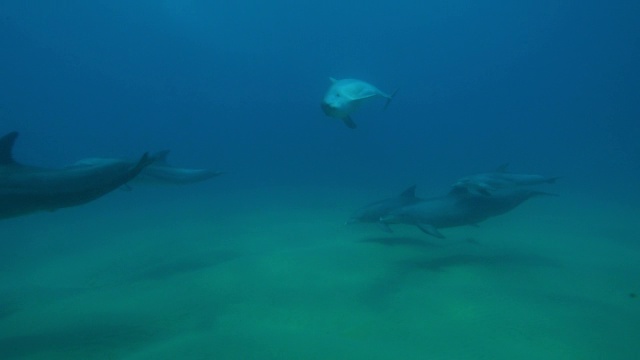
[0,1,639,359]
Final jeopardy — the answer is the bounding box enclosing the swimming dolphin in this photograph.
[75,150,223,185]
[380,188,553,238]
[347,185,421,232]
[321,78,396,129]
[452,164,559,196]
[0,131,153,220]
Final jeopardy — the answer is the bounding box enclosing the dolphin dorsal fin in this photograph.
[0,131,19,165]
[152,150,171,165]
[494,163,509,173]
[399,185,417,199]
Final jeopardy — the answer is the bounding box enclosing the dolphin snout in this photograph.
[321,102,334,116]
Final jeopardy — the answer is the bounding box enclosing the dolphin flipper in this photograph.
[416,223,445,239]
[342,116,357,129]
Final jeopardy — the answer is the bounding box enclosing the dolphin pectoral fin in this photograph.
[342,116,357,129]
[377,222,393,233]
[416,223,445,239]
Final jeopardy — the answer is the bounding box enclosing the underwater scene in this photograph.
[0,1,639,359]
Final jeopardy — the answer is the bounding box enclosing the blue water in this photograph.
[1,1,639,359]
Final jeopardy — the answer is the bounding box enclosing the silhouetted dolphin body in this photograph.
[380,188,552,238]
[0,131,153,219]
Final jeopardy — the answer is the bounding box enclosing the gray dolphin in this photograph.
[347,185,421,232]
[0,131,153,220]
[321,78,397,129]
[75,150,223,185]
[452,164,558,196]
[380,188,553,238]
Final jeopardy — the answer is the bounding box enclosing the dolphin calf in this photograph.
[452,164,558,196]
[380,188,553,238]
[0,131,153,220]
[321,78,396,129]
[75,150,223,185]
[347,185,421,232]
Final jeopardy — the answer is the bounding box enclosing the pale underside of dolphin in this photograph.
[0,131,153,220]
[321,78,397,129]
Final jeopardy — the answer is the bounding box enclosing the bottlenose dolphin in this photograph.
[347,185,421,232]
[321,78,396,129]
[380,188,553,238]
[0,131,153,220]
[75,150,223,185]
[452,164,558,196]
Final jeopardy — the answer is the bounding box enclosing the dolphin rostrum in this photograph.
[321,78,397,129]
[0,131,153,220]
[347,185,421,233]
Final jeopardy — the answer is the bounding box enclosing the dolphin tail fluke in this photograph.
[342,116,357,129]
[382,88,399,111]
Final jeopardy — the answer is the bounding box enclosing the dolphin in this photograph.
[452,164,559,196]
[75,150,223,185]
[0,131,153,220]
[380,188,553,238]
[347,185,421,232]
[321,78,396,129]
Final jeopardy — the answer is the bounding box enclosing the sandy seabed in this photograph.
[0,186,638,359]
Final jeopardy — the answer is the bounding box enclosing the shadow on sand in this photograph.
[400,252,562,272]
[360,249,562,308]
[0,319,163,359]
